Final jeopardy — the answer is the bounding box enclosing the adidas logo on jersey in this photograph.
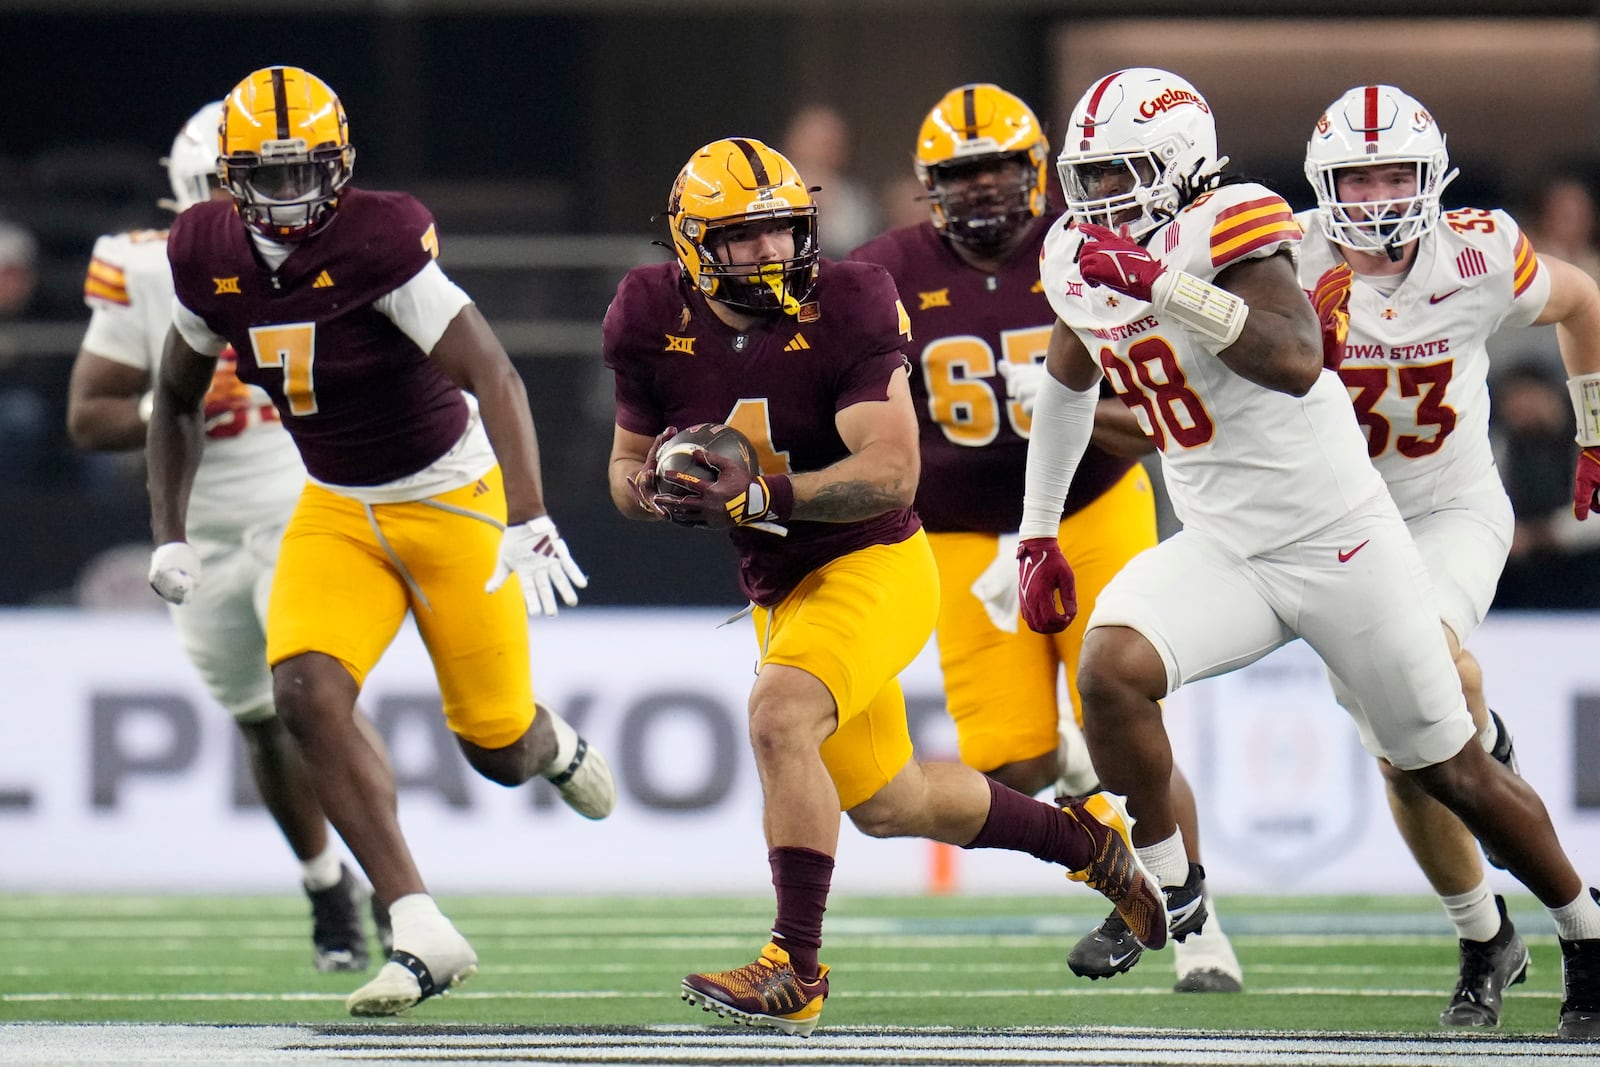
[312,270,335,288]
[783,334,811,352]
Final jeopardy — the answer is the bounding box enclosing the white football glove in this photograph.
[969,532,1020,633]
[996,359,1047,417]
[149,541,202,605]
[486,515,588,617]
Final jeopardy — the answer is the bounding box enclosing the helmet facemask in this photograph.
[1304,85,1458,260]
[925,154,1039,253]
[1057,68,1223,241]
[218,67,355,243]
[684,210,819,314]
[913,83,1050,254]
[1059,153,1173,236]
[667,137,820,316]
[222,144,354,242]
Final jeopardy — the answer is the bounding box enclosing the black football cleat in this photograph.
[1439,895,1529,1027]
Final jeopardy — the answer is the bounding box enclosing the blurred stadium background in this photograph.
[2,0,1599,907]
[7,5,1600,1060]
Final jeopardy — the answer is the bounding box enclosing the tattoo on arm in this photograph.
[793,479,904,522]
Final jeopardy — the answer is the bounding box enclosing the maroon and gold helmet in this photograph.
[218,66,355,241]
[914,84,1049,251]
[667,138,819,315]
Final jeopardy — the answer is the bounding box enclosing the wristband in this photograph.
[1151,269,1248,347]
[1569,371,1600,447]
[138,391,155,425]
[761,473,795,521]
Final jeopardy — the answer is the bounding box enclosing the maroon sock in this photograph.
[963,777,1093,870]
[769,846,832,980]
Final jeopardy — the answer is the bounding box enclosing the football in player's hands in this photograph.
[653,423,760,499]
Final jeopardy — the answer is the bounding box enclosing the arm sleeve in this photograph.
[172,296,229,357]
[372,260,474,354]
[1018,372,1099,539]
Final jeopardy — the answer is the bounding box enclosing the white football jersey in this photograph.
[1296,208,1549,520]
[80,229,305,538]
[1041,184,1386,557]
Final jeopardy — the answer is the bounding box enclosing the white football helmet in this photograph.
[1056,68,1223,240]
[1305,85,1458,256]
[160,101,225,213]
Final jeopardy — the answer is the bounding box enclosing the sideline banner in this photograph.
[0,609,1596,895]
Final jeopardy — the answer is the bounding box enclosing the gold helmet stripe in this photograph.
[270,67,290,141]
[729,138,770,187]
[961,86,979,140]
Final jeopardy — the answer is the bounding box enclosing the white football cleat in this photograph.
[1172,902,1244,993]
[345,921,478,1017]
[544,721,617,820]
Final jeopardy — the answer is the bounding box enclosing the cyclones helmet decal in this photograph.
[1056,67,1222,240]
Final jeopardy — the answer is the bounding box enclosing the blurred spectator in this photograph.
[1521,167,1600,285]
[0,218,49,485]
[1490,359,1600,607]
[781,104,881,257]
[878,174,929,233]
[0,220,38,318]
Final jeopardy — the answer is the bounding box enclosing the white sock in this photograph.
[1477,715,1499,753]
[300,845,344,892]
[1439,881,1500,943]
[540,709,580,779]
[1135,831,1189,888]
[1550,889,1600,941]
[388,893,446,949]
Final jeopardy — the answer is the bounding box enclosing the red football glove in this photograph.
[1016,536,1078,634]
[1077,223,1166,301]
[1575,446,1600,520]
[1312,263,1354,371]
[656,448,790,532]
[628,426,678,517]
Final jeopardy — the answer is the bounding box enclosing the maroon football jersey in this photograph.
[169,188,469,487]
[603,258,922,606]
[849,217,1135,533]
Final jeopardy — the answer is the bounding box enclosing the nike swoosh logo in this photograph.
[1428,288,1462,304]
[1337,540,1371,563]
[1168,896,1205,925]
[1108,949,1139,967]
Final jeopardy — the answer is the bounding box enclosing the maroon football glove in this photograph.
[657,448,791,531]
[628,426,678,517]
[1312,263,1354,371]
[1575,446,1600,520]
[1016,536,1077,634]
[1077,223,1166,301]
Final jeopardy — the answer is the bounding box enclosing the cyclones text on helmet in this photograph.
[1056,67,1223,241]
[914,83,1049,253]
[1305,84,1457,259]
[161,101,225,213]
[219,66,355,242]
[667,137,819,316]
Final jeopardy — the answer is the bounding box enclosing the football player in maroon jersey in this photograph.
[69,100,391,975]
[604,136,1170,1037]
[145,66,613,1017]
